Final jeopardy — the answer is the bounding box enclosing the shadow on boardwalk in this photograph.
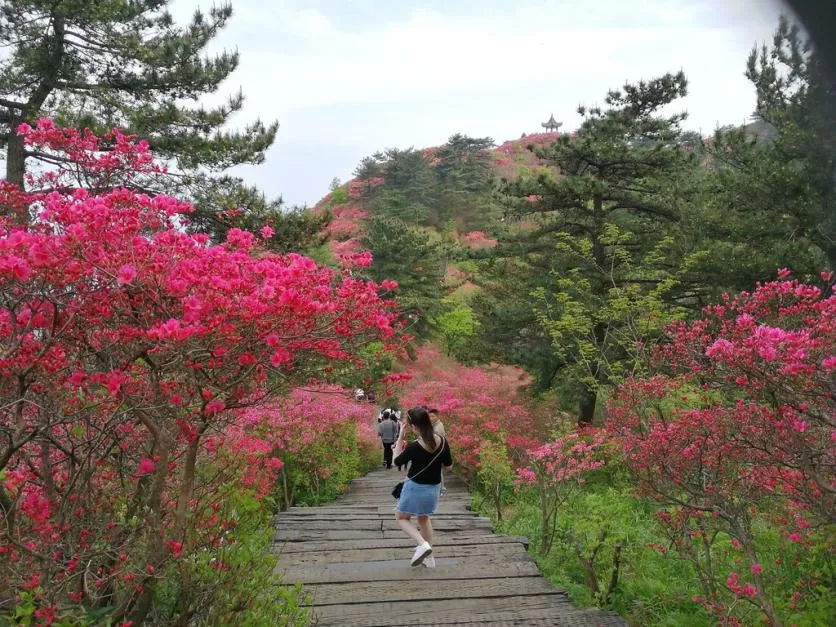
[274,468,626,626]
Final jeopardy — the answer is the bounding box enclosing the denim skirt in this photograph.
[396,479,441,516]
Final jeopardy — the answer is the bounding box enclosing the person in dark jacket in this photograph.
[377,411,399,469]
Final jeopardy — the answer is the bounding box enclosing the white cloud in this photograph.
[170,0,787,204]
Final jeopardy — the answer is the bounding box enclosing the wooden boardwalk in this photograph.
[274,469,625,626]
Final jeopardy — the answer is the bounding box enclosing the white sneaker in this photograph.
[410,541,432,567]
[422,556,436,568]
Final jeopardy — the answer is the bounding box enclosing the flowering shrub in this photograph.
[608,274,835,625]
[459,231,497,250]
[516,430,608,555]
[0,121,396,624]
[229,385,380,507]
[325,204,368,240]
[399,345,535,479]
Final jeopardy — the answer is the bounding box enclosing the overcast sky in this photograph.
[171,0,789,207]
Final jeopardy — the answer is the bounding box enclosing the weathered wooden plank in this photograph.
[276,510,476,520]
[274,467,625,626]
[310,593,571,626]
[335,500,472,507]
[275,529,384,542]
[273,534,529,554]
[304,576,558,606]
[277,558,542,585]
[277,560,540,586]
[288,504,376,511]
[277,541,526,566]
[275,519,492,532]
[384,608,627,627]
[275,514,489,525]
[275,528,508,542]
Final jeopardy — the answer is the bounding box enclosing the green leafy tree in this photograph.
[497,73,692,423]
[477,439,515,521]
[360,215,444,337]
[186,181,330,253]
[692,15,835,290]
[0,0,276,219]
[434,133,494,190]
[434,298,479,358]
[373,147,437,224]
[468,255,564,391]
[434,133,499,229]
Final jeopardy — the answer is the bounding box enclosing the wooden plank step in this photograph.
[274,467,625,626]
[386,609,627,627]
[335,499,472,506]
[275,519,492,532]
[277,510,476,520]
[310,593,572,626]
[274,534,529,554]
[276,556,539,584]
[276,541,526,566]
[275,528,510,542]
[304,575,558,606]
[288,504,377,511]
[275,514,489,524]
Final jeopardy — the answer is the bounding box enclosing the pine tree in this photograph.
[497,73,692,423]
[698,15,835,282]
[0,0,277,219]
[373,148,437,225]
[360,215,444,337]
[434,133,499,228]
[186,179,329,253]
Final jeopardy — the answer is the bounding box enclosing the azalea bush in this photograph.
[234,385,380,508]
[0,121,397,624]
[609,274,835,626]
[515,429,609,556]
[399,345,536,480]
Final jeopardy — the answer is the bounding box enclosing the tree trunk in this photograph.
[4,11,65,220]
[578,385,597,425]
[5,130,26,189]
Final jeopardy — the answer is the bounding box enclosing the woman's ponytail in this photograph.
[407,407,437,451]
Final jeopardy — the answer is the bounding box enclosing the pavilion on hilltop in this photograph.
[541,114,563,133]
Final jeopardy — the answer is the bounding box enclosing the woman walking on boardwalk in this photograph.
[393,407,453,567]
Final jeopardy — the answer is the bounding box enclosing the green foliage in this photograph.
[322,340,399,394]
[476,478,707,625]
[488,73,692,422]
[279,420,374,507]
[434,300,480,359]
[371,147,437,224]
[468,255,564,393]
[531,231,682,392]
[360,215,445,337]
[476,440,515,521]
[476,459,833,626]
[357,134,499,230]
[0,0,277,231]
[329,187,349,206]
[150,487,309,626]
[306,240,336,267]
[687,15,835,296]
[187,179,330,251]
[434,134,501,229]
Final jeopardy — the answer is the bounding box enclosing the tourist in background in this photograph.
[393,410,409,470]
[377,410,398,469]
[429,408,445,437]
[428,408,448,495]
